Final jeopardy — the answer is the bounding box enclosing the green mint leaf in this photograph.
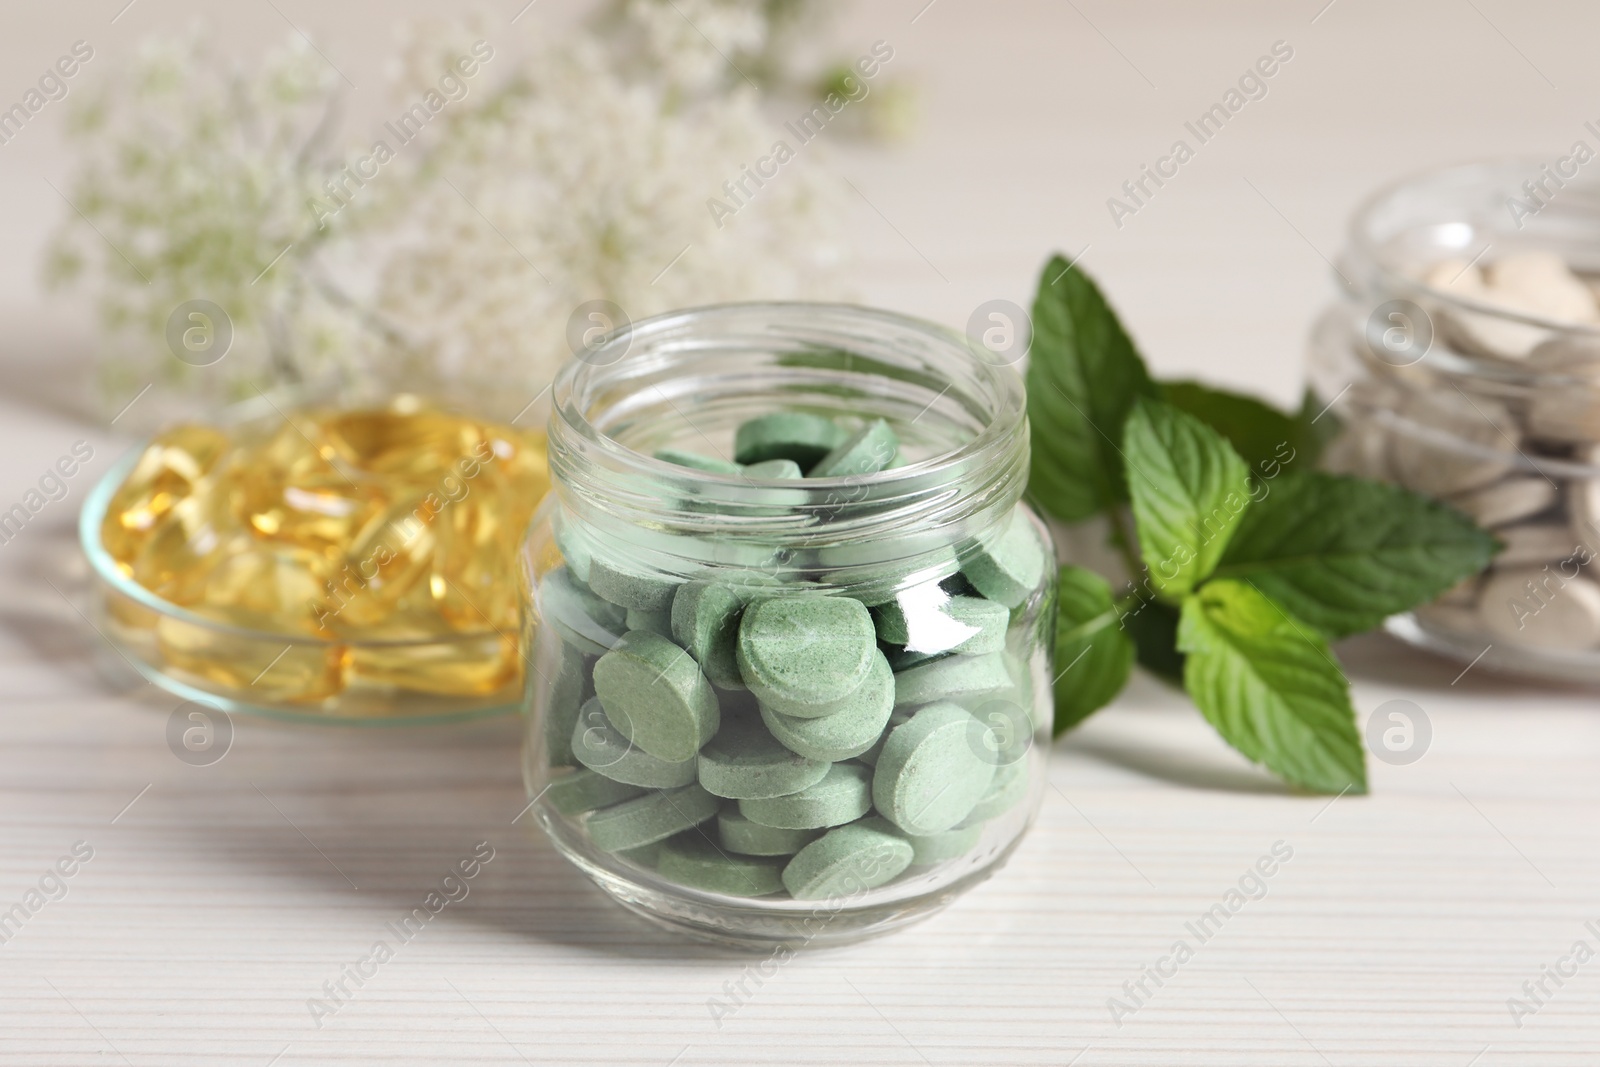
[1292,387,1340,468]
[1211,472,1500,639]
[1025,256,1157,522]
[1052,565,1134,732]
[1161,380,1305,477]
[1121,595,1186,685]
[1123,398,1252,598]
[1178,580,1368,795]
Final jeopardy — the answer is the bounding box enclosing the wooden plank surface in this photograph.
[3,1,1599,1063]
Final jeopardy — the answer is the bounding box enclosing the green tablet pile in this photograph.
[537,412,1046,901]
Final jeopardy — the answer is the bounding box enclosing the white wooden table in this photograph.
[3,1,1599,1063]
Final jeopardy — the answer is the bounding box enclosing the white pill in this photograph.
[1529,335,1600,368]
[1478,567,1600,651]
[1495,522,1582,566]
[1567,444,1600,549]
[1424,257,1485,294]
[1390,390,1518,496]
[1435,574,1484,607]
[1447,477,1559,528]
[1487,252,1599,324]
[1526,340,1600,443]
[1321,424,1394,482]
[1415,601,1484,634]
[1425,259,1548,360]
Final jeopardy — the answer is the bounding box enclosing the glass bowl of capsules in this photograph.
[80,393,550,722]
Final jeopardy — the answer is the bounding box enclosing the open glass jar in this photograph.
[1309,159,1600,683]
[520,303,1055,946]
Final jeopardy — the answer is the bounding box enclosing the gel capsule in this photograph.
[101,424,230,568]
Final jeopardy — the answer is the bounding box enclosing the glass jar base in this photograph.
[1385,613,1600,686]
[537,807,1026,949]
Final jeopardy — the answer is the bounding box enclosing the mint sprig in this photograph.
[1026,256,1157,522]
[1025,254,1498,794]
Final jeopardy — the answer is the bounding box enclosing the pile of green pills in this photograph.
[536,411,1047,902]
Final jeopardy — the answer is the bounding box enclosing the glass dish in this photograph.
[80,396,533,723]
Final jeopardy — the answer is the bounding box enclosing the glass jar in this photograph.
[1308,159,1600,683]
[519,302,1055,946]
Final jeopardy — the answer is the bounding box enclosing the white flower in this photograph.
[48,3,852,422]
[366,34,845,411]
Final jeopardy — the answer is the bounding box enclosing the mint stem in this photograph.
[1104,505,1142,580]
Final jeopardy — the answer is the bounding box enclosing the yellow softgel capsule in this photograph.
[192,545,332,635]
[131,494,232,605]
[155,616,347,704]
[324,493,441,630]
[101,424,230,569]
[231,470,383,552]
[425,498,520,632]
[318,400,490,483]
[227,421,383,550]
[345,633,520,697]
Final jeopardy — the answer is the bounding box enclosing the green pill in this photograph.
[654,448,742,474]
[625,607,674,636]
[545,767,649,816]
[959,759,1028,826]
[759,653,894,762]
[739,762,873,830]
[551,511,593,583]
[571,698,700,788]
[876,594,1010,656]
[740,458,803,479]
[855,709,911,767]
[873,702,996,835]
[540,566,626,657]
[733,411,847,467]
[698,716,831,800]
[586,783,721,853]
[736,595,877,716]
[886,646,951,672]
[893,651,1014,708]
[657,832,786,897]
[671,580,748,690]
[961,508,1047,609]
[716,808,819,856]
[543,642,591,767]
[864,819,972,870]
[780,820,915,901]
[838,551,960,608]
[809,418,899,477]
[617,842,663,867]
[587,557,683,613]
[592,630,720,763]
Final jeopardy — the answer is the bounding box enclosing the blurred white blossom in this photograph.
[47,2,890,421]
[370,32,844,412]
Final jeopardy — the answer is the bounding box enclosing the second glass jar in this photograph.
[1309,159,1600,684]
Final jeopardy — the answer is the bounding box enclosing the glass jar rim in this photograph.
[1346,157,1600,338]
[546,301,1030,557]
